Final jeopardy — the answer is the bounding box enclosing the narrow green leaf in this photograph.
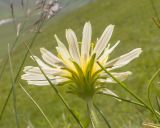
[94,104,111,128]
[96,91,145,108]
[19,82,54,128]
[8,44,20,128]
[156,97,160,112]
[147,68,160,121]
[24,43,84,128]
[97,61,154,116]
[0,19,45,120]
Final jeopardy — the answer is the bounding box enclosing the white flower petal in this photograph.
[31,56,53,69]
[23,66,63,75]
[99,71,132,83]
[54,35,76,69]
[40,47,64,67]
[56,46,76,70]
[81,22,92,61]
[21,73,54,81]
[105,48,142,70]
[27,80,50,86]
[92,25,114,57]
[99,41,120,63]
[66,29,80,64]
[55,35,71,60]
[27,77,69,86]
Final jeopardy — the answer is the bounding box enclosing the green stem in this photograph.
[153,17,160,29]
[39,67,84,128]
[97,93,146,108]
[87,99,97,128]
[0,19,45,120]
[0,0,32,81]
[0,19,26,81]
[94,103,111,128]
[147,68,160,121]
[156,97,160,112]
[0,0,49,119]
[25,44,84,128]
[150,0,160,23]
[8,44,20,128]
[19,82,54,128]
[97,62,153,114]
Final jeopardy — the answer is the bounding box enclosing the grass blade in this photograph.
[0,19,45,120]
[8,44,20,128]
[150,0,160,29]
[97,61,154,116]
[156,97,160,112]
[0,35,20,81]
[147,69,160,121]
[18,82,54,128]
[0,0,53,120]
[0,0,32,81]
[94,104,111,128]
[97,92,145,108]
[24,43,84,128]
[153,17,160,29]
[150,0,160,23]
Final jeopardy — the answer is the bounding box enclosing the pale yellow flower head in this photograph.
[22,22,142,99]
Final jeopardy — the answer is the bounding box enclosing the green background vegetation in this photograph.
[0,0,160,127]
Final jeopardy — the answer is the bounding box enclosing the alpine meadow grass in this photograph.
[0,0,160,128]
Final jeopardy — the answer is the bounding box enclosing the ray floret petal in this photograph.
[22,22,142,99]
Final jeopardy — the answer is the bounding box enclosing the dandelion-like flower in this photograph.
[22,22,142,99]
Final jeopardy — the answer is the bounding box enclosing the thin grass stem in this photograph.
[0,0,48,120]
[156,97,160,112]
[0,18,45,120]
[0,10,26,81]
[97,61,154,114]
[97,93,146,108]
[8,44,20,128]
[24,43,84,128]
[0,0,33,81]
[150,0,160,29]
[0,35,20,81]
[94,104,111,128]
[19,82,54,128]
[150,0,160,22]
[147,68,160,121]
[153,17,160,29]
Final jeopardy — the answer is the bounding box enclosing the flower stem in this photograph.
[87,99,97,128]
